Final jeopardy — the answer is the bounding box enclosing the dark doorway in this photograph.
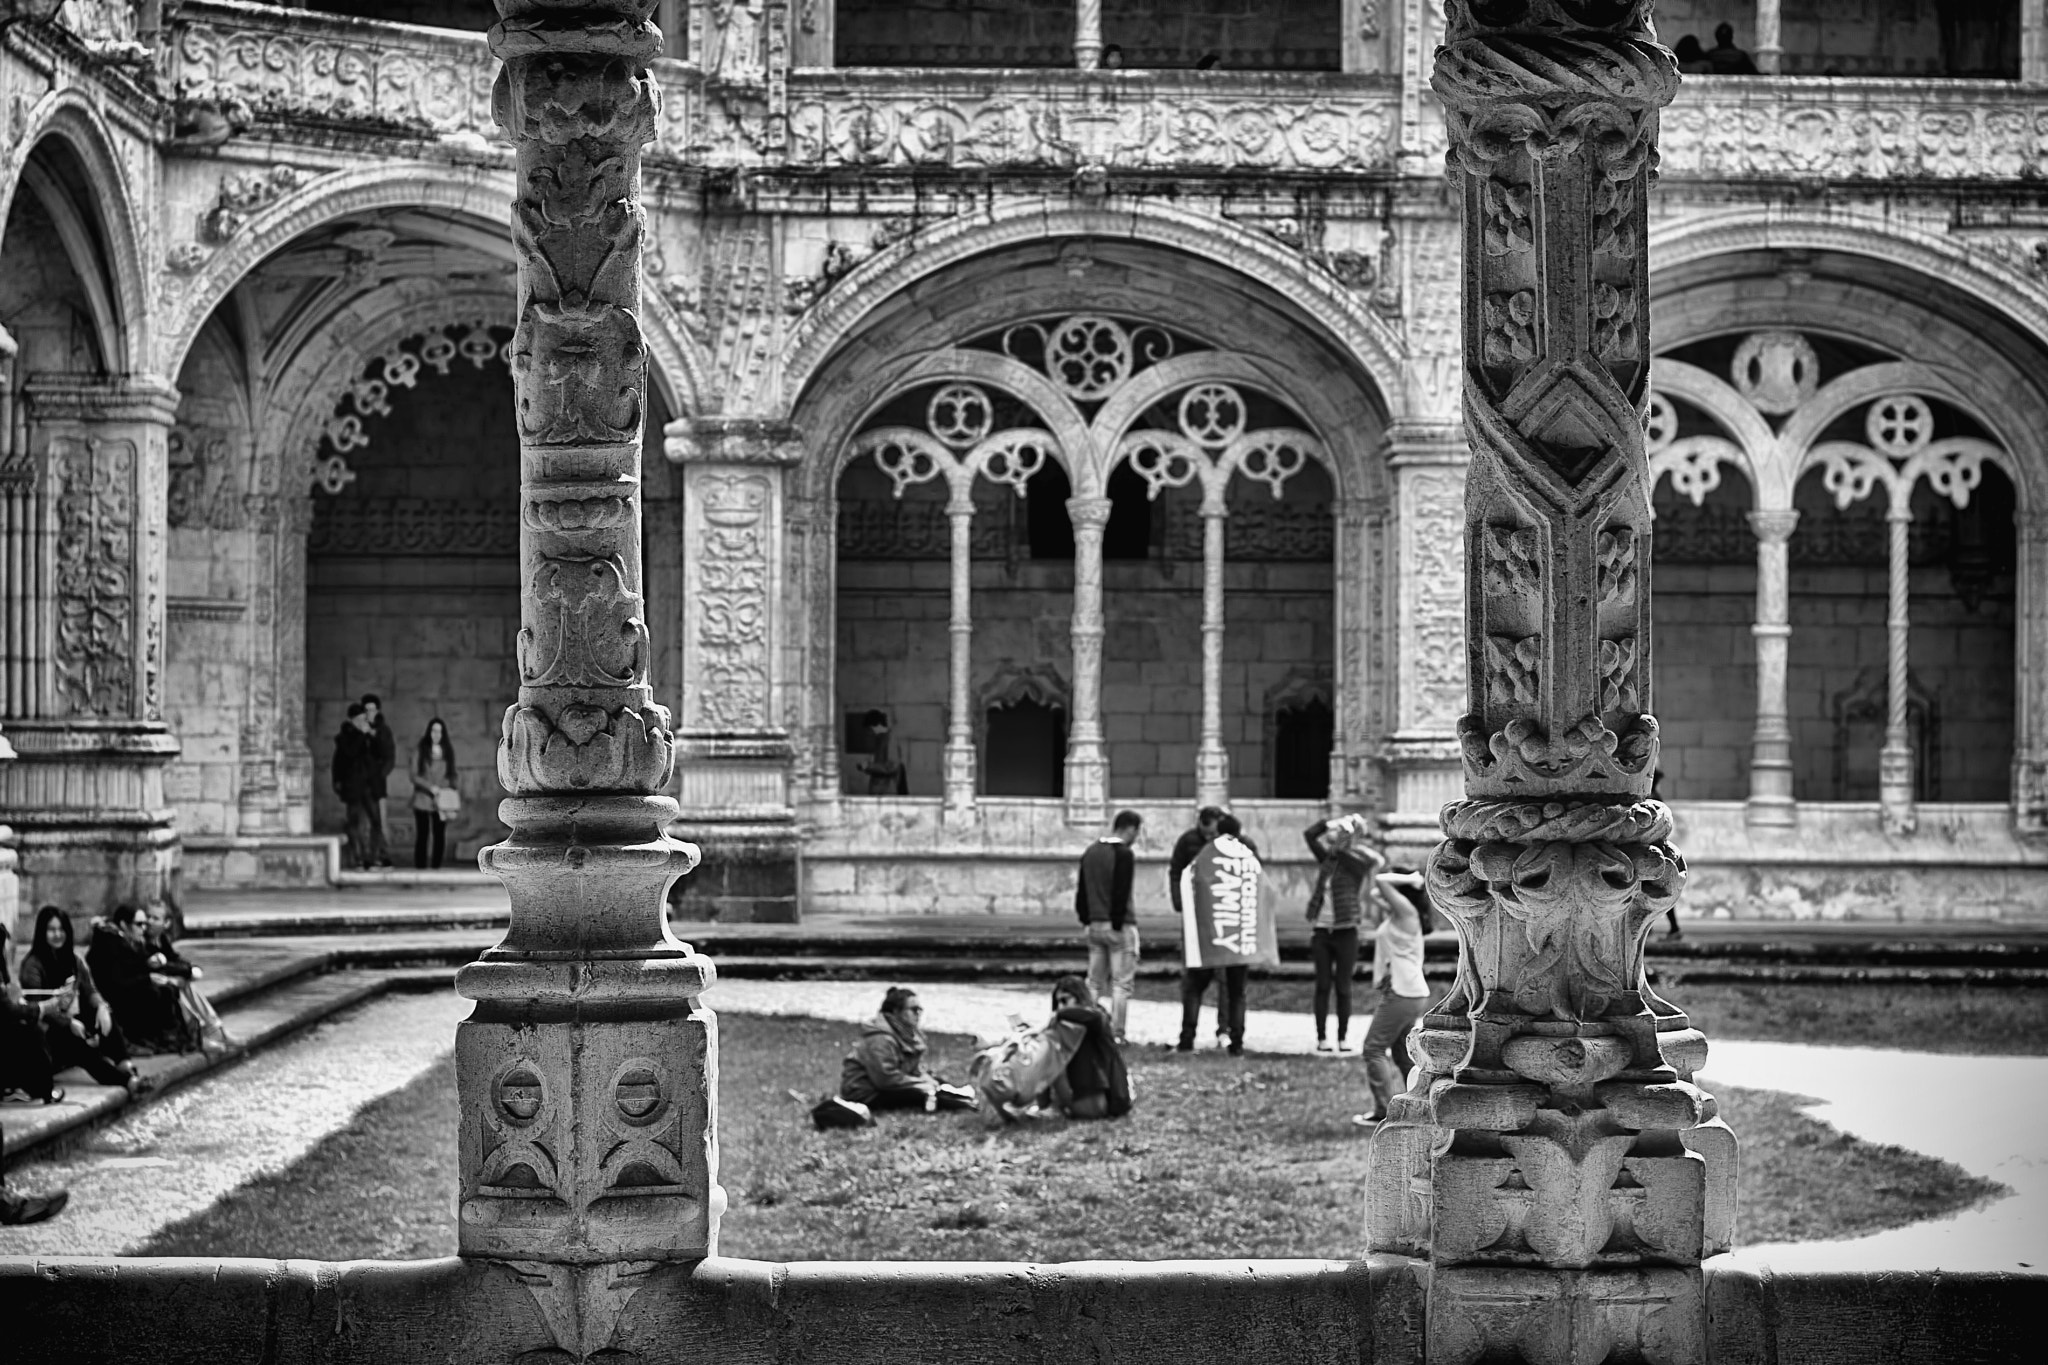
[1103,461,1157,560]
[1272,697,1333,799]
[985,699,1067,796]
[1025,463,1076,560]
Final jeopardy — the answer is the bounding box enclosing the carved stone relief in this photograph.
[51,436,136,719]
[685,470,776,735]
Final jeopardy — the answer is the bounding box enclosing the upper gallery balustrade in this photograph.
[159,0,2048,182]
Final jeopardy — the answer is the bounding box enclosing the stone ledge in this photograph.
[0,1256,2037,1363]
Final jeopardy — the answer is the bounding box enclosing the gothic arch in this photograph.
[153,164,700,421]
[1,95,150,374]
[783,201,1405,437]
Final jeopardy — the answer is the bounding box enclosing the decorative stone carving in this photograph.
[172,12,499,143]
[1402,466,1467,730]
[51,437,136,720]
[307,496,519,557]
[1730,331,1818,416]
[1661,84,2048,181]
[1368,9,1725,1364]
[458,0,715,1297]
[685,471,774,734]
[201,165,316,243]
[167,426,244,530]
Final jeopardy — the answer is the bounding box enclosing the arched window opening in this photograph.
[1649,460,1757,802]
[1271,695,1333,799]
[984,698,1067,797]
[1103,461,1157,560]
[1026,460,1076,560]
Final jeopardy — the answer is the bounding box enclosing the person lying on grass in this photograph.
[838,987,976,1113]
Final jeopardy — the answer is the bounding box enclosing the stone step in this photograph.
[0,967,454,1162]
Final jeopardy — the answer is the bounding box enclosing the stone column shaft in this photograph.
[2018,512,2048,835]
[1746,509,1798,826]
[1754,0,1783,73]
[943,489,977,823]
[2026,0,2048,86]
[1879,504,1915,832]
[457,6,717,1354]
[1195,499,1229,807]
[1075,0,1102,69]
[1064,495,1111,823]
[1368,9,1730,1364]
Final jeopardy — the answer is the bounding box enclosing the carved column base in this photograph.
[0,719,181,913]
[456,985,724,1264]
[942,738,977,828]
[236,743,315,836]
[1064,740,1108,827]
[1879,744,1916,834]
[1195,743,1229,810]
[1427,1266,1705,1365]
[1743,745,1796,829]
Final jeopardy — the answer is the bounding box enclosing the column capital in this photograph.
[666,416,803,465]
[1384,422,1469,466]
[1066,494,1112,528]
[1746,508,1800,544]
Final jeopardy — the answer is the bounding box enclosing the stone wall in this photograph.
[833,0,1341,69]
[1653,0,2016,76]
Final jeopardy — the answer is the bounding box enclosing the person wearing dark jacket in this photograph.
[838,988,975,1111]
[362,693,397,868]
[333,703,381,869]
[86,904,189,1054]
[1044,977,1131,1119]
[1168,806,1226,1045]
[19,906,148,1094]
[2,923,74,1105]
[1302,814,1386,1053]
[1074,809,1143,1044]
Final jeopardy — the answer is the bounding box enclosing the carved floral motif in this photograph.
[52,438,135,718]
[690,472,774,734]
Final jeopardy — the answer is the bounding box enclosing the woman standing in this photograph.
[1301,813,1384,1053]
[1351,866,1433,1128]
[410,717,458,869]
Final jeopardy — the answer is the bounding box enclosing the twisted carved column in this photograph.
[943,489,977,823]
[1879,503,1916,832]
[1366,6,1734,1362]
[1746,509,1798,827]
[456,0,718,1350]
[1195,497,1230,808]
[1064,495,1111,823]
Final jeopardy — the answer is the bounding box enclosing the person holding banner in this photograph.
[1176,814,1278,1055]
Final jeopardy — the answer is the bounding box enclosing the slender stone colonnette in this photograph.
[1366,5,1737,1363]
[454,0,718,1354]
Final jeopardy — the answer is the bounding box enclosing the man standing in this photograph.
[333,703,379,869]
[1074,809,1142,1044]
[857,708,904,795]
[1177,814,1276,1056]
[361,693,397,867]
[1167,806,1224,1046]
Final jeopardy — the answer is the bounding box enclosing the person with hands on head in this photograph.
[1352,861,1433,1128]
[1302,813,1384,1054]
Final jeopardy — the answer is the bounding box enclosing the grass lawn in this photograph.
[134,1011,2004,1262]
[1133,978,2048,1056]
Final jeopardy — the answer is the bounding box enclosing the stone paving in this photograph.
[0,990,469,1257]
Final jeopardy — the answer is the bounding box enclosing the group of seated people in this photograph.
[1,902,231,1105]
[828,979,1132,1127]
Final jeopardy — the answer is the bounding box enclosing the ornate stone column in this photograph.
[456,3,719,1353]
[1075,0,1102,69]
[1754,0,1783,73]
[1329,493,1384,809]
[2016,509,2048,837]
[1878,500,1916,832]
[1746,508,1798,827]
[1195,493,1230,808]
[0,723,18,941]
[0,375,181,912]
[942,483,978,825]
[669,418,800,922]
[1367,8,1732,1364]
[1384,426,1469,857]
[1064,494,1111,823]
[2025,0,2047,86]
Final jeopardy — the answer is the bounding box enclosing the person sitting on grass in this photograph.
[18,906,151,1097]
[87,903,194,1056]
[1044,976,1131,1120]
[839,987,976,1113]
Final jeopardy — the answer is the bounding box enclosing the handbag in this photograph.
[434,785,463,819]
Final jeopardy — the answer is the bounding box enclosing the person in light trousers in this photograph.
[1074,808,1143,1044]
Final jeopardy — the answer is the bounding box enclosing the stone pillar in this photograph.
[1064,494,1111,824]
[2025,0,2047,86]
[457,3,720,1352]
[1879,501,1916,833]
[1329,493,1384,809]
[668,419,800,921]
[1384,426,1468,858]
[1195,494,1229,808]
[0,723,18,941]
[942,484,978,825]
[2017,510,2048,837]
[1074,0,1102,69]
[1368,10,1732,1364]
[1745,509,1798,827]
[1754,0,1783,73]
[0,375,181,914]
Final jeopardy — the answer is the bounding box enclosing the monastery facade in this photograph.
[2,0,2045,925]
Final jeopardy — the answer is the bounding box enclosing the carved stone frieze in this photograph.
[1401,466,1467,731]
[683,469,775,736]
[167,425,244,530]
[1662,84,2048,181]
[51,437,136,719]
[307,496,519,557]
[202,165,318,243]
